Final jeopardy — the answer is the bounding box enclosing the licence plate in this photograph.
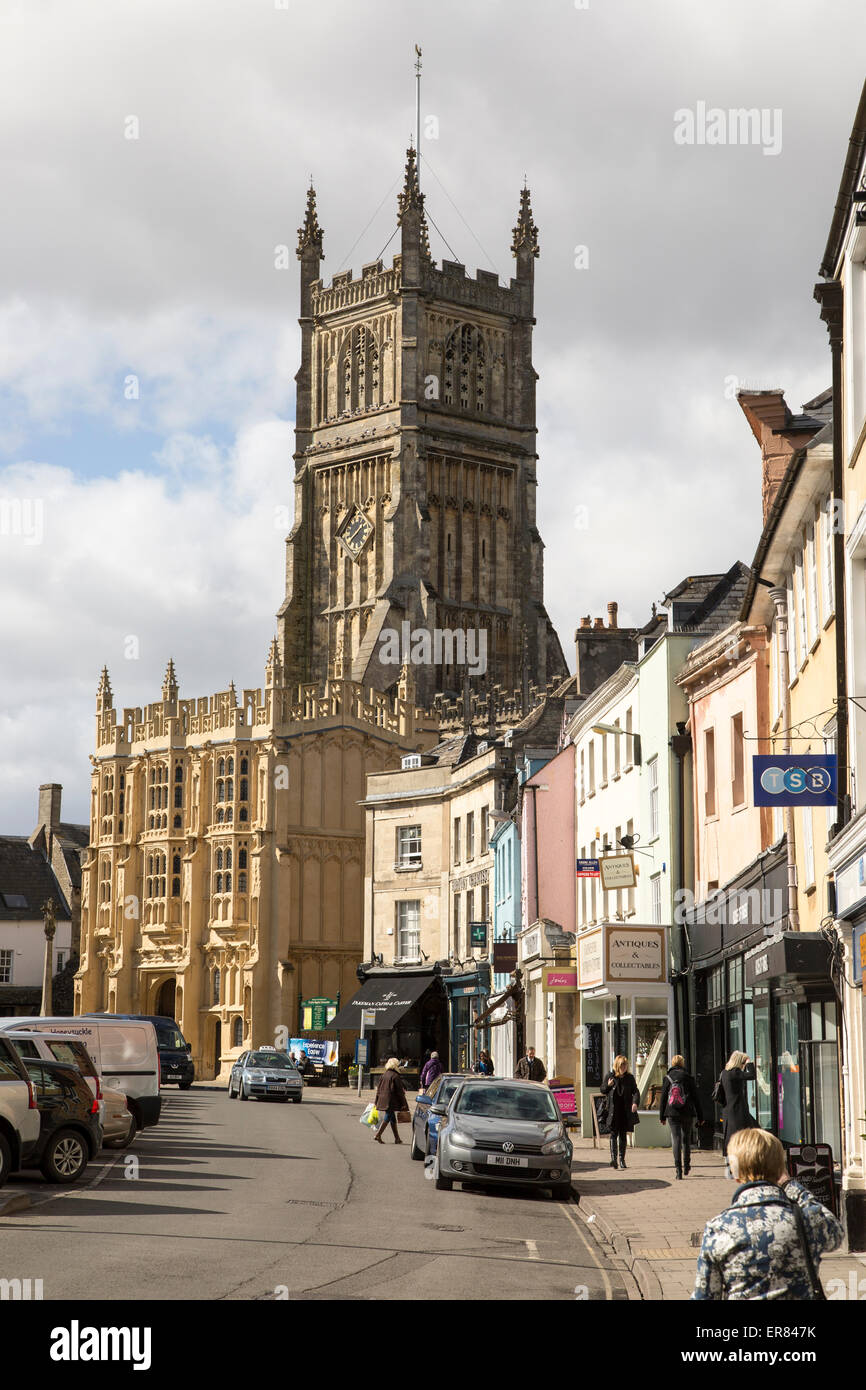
[487,1154,527,1168]
[268,1084,286,1091]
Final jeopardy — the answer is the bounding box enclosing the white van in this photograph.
[0,1017,161,1131]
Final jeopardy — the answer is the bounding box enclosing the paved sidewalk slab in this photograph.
[570,1137,863,1301]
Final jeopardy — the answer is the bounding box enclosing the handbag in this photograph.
[397,1109,411,1124]
[711,1074,725,1106]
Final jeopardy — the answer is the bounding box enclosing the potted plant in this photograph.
[347,1064,359,1087]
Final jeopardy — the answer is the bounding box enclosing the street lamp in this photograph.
[591,723,641,766]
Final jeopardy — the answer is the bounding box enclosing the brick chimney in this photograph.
[738,390,825,526]
[38,783,62,831]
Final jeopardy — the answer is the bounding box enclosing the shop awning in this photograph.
[330,973,434,1031]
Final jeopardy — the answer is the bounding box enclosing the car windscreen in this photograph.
[438,1079,462,1107]
[247,1052,298,1070]
[154,1023,187,1051]
[454,1085,560,1122]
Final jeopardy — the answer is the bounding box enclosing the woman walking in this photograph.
[693,1127,842,1299]
[600,1055,639,1170]
[659,1053,703,1179]
[474,1050,494,1076]
[716,1050,757,1177]
[372,1058,409,1144]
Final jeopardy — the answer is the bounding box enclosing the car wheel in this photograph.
[227,1079,236,1098]
[291,1096,302,1104]
[410,1128,424,1161]
[40,1129,89,1184]
[239,1083,248,1101]
[0,1132,11,1189]
[178,1080,193,1091]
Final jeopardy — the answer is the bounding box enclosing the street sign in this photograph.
[361,1009,377,1029]
[752,755,836,807]
[469,920,488,947]
[576,858,600,877]
[598,853,636,891]
[354,1038,370,1066]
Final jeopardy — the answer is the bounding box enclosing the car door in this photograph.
[230,1053,246,1090]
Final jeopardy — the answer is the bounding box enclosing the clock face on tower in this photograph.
[337,504,374,561]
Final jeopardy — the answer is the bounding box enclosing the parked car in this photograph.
[1,1016,161,1132]
[19,1058,102,1184]
[228,1049,304,1102]
[411,1073,488,1162]
[0,1035,40,1188]
[7,1031,104,1123]
[101,1086,136,1149]
[85,1014,194,1090]
[433,1079,574,1200]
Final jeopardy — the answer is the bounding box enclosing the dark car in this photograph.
[19,1058,103,1184]
[411,1073,488,1162]
[89,1013,195,1089]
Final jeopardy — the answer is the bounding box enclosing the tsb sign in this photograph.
[752,755,836,807]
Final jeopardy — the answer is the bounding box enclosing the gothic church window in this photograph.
[443,324,487,412]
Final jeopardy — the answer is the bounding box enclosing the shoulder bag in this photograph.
[711,1074,725,1105]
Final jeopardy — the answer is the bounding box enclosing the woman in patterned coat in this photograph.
[693,1128,842,1300]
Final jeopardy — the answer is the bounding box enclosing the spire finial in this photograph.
[297,182,324,259]
[398,145,423,220]
[161,657,178,702]
[96,665,113,710]
[512,185,540,259]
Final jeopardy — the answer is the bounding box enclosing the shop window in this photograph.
[727,957,743,1004]
[707,964,724,1011]
[775,999,802,1144]
[634,998,668,1110]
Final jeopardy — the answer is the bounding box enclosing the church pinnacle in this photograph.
[161,658,178,703]
[96,665,113,711]
[397,145,424,220]
[296,182,324,259]
[511,184,540,259]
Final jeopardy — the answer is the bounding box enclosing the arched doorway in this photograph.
[213,1020,222,1079]
[155,978,176,1018]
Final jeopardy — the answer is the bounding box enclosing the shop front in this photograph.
[576,923,672,1147]
[330,966,450,1079]
[743,932,840,1155]
[832,839,866,1248]
[444,963,492,1073]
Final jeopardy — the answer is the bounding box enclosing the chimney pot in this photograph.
[580,616,591,630]
[593,617,605,630]
[607,601,618,629]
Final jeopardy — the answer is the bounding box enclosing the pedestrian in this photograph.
[600,1055,639,1170]
[372,1057,409,1144]
[716,1050,757,1177]
[474,1050,494,1076]
[659,1053,703,1179]
[514,1046,546,1082]
[693,1127,842,1300]
[420,1051,443,1089]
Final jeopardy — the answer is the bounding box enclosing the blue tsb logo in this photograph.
[753,755,836,807]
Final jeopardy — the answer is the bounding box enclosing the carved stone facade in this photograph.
[278,153,568,711]
[77,658,437,1079]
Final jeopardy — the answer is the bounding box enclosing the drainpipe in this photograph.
[769,587,800,931]
[670,726,692,1058]
[815,281,849,832]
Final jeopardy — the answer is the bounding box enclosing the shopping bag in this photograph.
[397,1109,411,1124]
[360,1103,377,1126]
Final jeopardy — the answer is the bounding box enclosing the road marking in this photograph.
[525,1239,539,1260]
[558,1202,614,1302]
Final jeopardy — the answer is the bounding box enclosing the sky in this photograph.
[1,0,864,830]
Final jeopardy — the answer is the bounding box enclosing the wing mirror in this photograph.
[430,1104,447,1116]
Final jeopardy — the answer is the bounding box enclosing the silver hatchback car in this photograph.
[433,1078,574,1199]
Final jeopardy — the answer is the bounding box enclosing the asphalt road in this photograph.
[0,1086,634,1301]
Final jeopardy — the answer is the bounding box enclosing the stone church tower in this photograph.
[277,149,568,710]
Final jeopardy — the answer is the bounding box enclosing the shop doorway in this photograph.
[155,978,176,1019]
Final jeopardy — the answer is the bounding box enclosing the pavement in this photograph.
[570,1135,866,1301]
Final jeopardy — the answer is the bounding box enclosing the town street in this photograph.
[0,1088,632,1301]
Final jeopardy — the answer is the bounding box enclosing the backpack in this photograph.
[666,1074,687,1111]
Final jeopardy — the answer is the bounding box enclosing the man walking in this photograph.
[515,1046,546,1082]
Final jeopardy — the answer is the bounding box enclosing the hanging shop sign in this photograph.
[492,942,518,973]
[752,755,836,807]
[542,967,578,993]
[598,854,636,891]
[469,921,488,947]
[578,924,668,989]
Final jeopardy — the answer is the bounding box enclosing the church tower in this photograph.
[277,151,568,709]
